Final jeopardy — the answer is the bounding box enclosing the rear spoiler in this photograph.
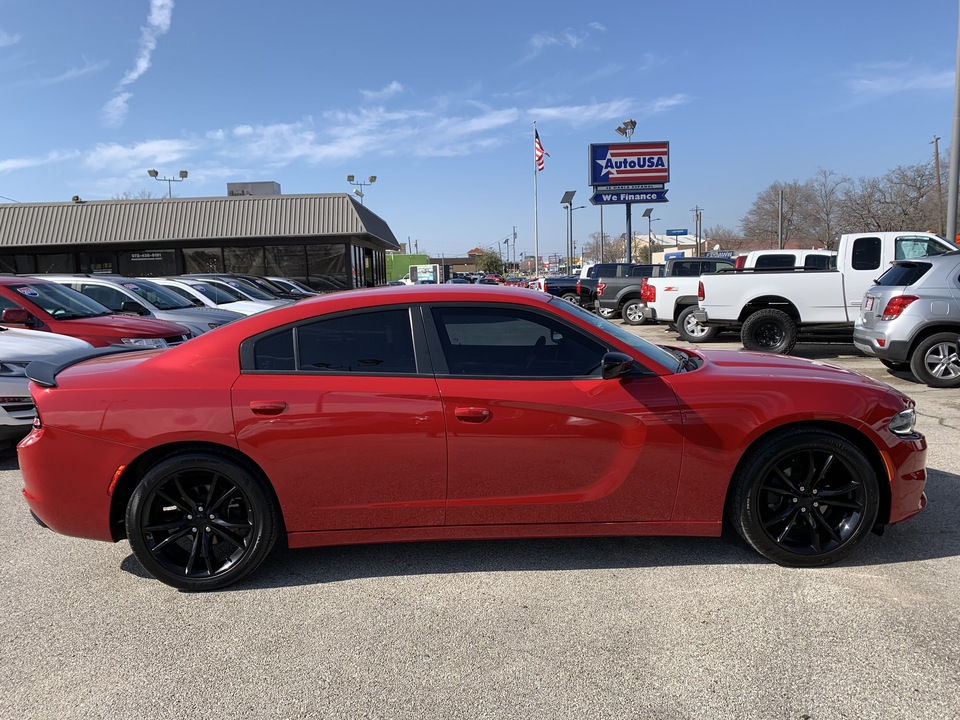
[26,345,151,388]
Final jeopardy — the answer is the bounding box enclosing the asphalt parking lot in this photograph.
[1,322,958,720]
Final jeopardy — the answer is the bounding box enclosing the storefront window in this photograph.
[36,254,75,273]
[117,249,177,276]
[307,244,349,291]
[183,248,224,273]
[265,245,307,282]
[224,246,265,275]
[80,251,118,274]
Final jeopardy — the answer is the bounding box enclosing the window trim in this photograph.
[421,301,618,380]
[239,305,433,376]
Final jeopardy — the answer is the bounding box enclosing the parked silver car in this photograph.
[853,251,960,387]
[37,275,244,337]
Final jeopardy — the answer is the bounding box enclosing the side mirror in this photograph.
[601,351,634,379]
[1,307,34,326]
[120,300,150,316]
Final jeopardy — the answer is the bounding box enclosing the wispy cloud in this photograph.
[360,81,404,101]
[102,0,175,128]
[522,23,606,62]
[84,138,196,171]
[0,28,21,47]
[31,56,109,87]
[0,150,79,174]
[846,61,954,96]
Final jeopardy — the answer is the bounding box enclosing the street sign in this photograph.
[665,228,688,236]
[590,189,668,205]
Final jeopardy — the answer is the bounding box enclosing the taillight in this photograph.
[576,280,581,293]
[880,295,919,321]
[640,278,655,302]
[698,281,705,301]
[596,282,606,297]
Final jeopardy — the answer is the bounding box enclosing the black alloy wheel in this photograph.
[126,452,279,591]
[730,428,879,566]
[740,308,797,354]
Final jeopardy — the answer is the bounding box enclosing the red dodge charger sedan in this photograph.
[19,285,927,590]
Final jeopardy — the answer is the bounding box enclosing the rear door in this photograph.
[231,306,447,532]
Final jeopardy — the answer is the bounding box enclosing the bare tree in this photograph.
[741,180,813,248]
[808,168,850,249]
[704,224,749,253]
[112,189,160,200]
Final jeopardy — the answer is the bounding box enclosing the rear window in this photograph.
[875,262,932,287]
[754,254,796,268]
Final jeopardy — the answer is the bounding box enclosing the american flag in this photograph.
[534,129,548,171]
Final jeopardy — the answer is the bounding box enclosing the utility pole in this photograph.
[933,135,944,237]
[690,205,704,256]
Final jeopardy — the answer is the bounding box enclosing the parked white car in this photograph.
[147,277,277,316]
[0,326,93,446]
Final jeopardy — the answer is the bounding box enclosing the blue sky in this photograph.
[1,1,957,261]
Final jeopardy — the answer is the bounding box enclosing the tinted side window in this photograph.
[804,255,834,269]
[430,306,607,378]
[851,237,881,270]
[671,262,699,276]
[77,283,128,311]
[250,309,416,374]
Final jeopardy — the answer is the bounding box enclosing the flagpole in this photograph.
[533,121,540,276]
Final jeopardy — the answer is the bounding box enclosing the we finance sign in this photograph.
[589,142,670,187]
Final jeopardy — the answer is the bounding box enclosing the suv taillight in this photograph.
[880,295,919,321]
[576,280,581,293]
[698,281,704,301]
[596,282,606,297]
[640,278,655,303]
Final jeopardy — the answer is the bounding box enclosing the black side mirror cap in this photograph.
[601,351,634,379]
[120,300,150,316]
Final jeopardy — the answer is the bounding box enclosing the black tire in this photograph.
[621,299,647,326]
[126,452,279,591]
[741,308,797,354]
[675,305,719,343]
[879,358,910,372]
[728,428,879,567]
[909,332,960,388]
[560,292,580,305]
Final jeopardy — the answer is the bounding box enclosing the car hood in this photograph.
[56,314,190,337]
[0,327,93,358]
[161,307,245,324]
[696,348,896,390]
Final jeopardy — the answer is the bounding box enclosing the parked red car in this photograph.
[20,285,926,590]
[0,276,191,348]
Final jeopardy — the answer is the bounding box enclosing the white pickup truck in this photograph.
[693,231,956,353]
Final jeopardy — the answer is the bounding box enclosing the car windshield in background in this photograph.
[11,282,112,319]
[218,279,277,301]
[551,296,682,371]
[185,281,241,304]
[120,279,194,310]
[895,235,956,260]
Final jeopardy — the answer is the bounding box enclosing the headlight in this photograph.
[888,408,917,436]
[120,337,169,349]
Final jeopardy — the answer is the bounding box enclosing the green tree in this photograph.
[475,251,505,275]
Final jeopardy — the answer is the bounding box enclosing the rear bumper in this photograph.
[852,328,911,363]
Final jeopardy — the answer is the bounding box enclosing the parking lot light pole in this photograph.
[642,208,659,262]
[347,175,377,205]
[147,169,188,198]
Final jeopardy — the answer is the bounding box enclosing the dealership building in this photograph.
[0,183,400,290]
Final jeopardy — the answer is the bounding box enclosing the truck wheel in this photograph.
[561,292,580,305]
[598,307,618,320]
[909,332,960,388]
[621,300,647,326]
[676,306,719,343]
[741,308,797,354]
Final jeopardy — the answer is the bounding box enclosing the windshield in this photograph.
[119,279,194,310]
[9,282,113,320]
[550,297,683,372]
[211,278,277,301]
[185,281,242,304]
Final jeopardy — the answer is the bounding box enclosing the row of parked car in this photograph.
[0,272,318,446]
